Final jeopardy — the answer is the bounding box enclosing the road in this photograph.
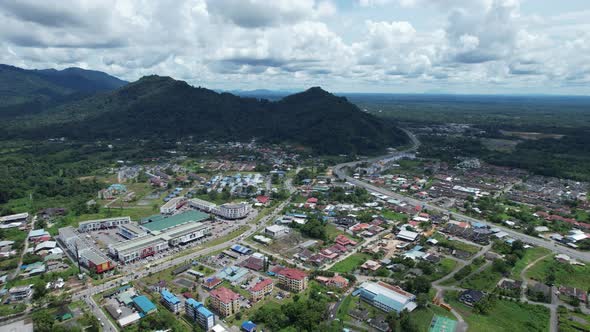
[333,130,590,264]
[12,216,36,279]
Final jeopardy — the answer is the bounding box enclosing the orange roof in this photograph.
[210,287,240,303]
[250,278,273,292]
[277,267,307,280]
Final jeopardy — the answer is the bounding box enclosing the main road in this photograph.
[333,129,590,264]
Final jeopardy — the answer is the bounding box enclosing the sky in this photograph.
[0,0,589,94]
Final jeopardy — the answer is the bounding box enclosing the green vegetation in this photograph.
[459,264,502,291]
[509,247,551,279]
[381,209,409,222]
[525,256,590,289]
[558,307,590,332]
[445,291,550,332]
[432,232,480,254]
[329,253,372,273]
[409,305,456,332]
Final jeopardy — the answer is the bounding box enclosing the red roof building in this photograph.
[256,196,270,204]
[210,287,240,317]
[335,234,357,247]
[249,278,274,302]
[306,197,318,204]
[276,267,308,292]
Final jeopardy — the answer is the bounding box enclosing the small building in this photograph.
[264,225,289,238]
[458,290,485,307]
[397,229,419,242]
[132,295,157,315]
[241,321,257,332]
[210,287,240,317]
[9,285,33,301]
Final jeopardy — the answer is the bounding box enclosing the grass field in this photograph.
[509,247,551,279]
[432,232,480,254]
[410,305,457,332]
[459,265,502,291]
[558,307,590,332]
[428,258,459,281]
[525,256,590,289]
[446,291,550,332]
[381,210,409,222]
[329,253,372,273]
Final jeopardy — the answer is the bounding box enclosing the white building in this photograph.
[397,229,419,242]
[189,198,251,219]
[265,225,289,238]
[78,217,131,232]
[160,197,187,215]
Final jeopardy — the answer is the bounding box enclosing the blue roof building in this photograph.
[186,298,215,331]
[133,296,157,315]
[242,320,257,332]
[160,289,181,313]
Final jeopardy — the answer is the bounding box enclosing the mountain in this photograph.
[5,75,408,155]
[0,64,127,117]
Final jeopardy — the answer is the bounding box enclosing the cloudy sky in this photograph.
[1,0,589,94]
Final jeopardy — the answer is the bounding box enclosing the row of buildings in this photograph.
[189,198,251,219]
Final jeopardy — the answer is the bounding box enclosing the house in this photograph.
[276,267,308,293]
[241,256,265,272]
[335,234,357,247]
[497,278,522,291]
[28,229,50,243]
[210,287,240,317]
[306,197,318,204]
[241,321,257,332]
[458,290,485,306]
[315,274,349,289]
[249,278,274,302]
[256,196,270,205]
[558,286,588,304]
[361,260,382,271]
[9,285,33,301]
[397,229,419,242]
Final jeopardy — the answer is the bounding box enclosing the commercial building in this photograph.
[186,298,216,331]
[160,197,188,215]
[355,281,417,313]
[140,210,209,234]
[109,235,169,264]
[118,223,148,240]
[249,278,274,302]
[397,229,420,242]
[276,268,308,293]
[189,198,251,219]
[161,222,211,246]
[132,295,157,315]
[265,225,289,238]
[160,289,181,313]
[210,287,240,317]
[78,217,131,232]
[58,226,115,273]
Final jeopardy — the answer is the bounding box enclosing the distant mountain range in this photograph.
[0,64,127,117]
[0,65,408,154]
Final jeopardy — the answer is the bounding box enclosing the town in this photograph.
[1,135,589,332]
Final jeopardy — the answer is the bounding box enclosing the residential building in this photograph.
[9,285,33,301]
[276,267,308,293]
[249,278,274,302]
[160,289,181,313]
[355,281,417,313]
[78,217,131,232]
[458,289,485,307]
[315,274,349,289]
[186,298,216,331]
[210,287,240,317]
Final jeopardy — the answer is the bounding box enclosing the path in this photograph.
[12,216,36,279]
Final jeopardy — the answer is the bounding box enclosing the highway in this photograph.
[333,130,590,263]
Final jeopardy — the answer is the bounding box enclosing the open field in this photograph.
[409,305,457,332]
[446,291,550,332]
[432,232,480,254]
[525,256,590,289]
[459,265,502,291]
[509,246,551,279]
[329,253,372,273]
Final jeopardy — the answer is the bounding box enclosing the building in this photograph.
[210,287,240,317]
[249,278,274,302]
[118,223,148,240]
[276,267,308,293]
[355,281,417,313]
[160,197,188,215]
[58,226,115,273]
[140,210,209,234]
[0,212,28,225]
[241,321,257,332]
[264,225,289,238]
[132,295,157,315]
[9,285,33,301]
[108,235,169,264]
[78,217,131,232]
[397,229,420,242]
[315,274,349,289]
[28,229,50,243]
[189,198,251,219]
[160,289,181,313]
[458,289,485,307]
[218,203,251,219]
[186,298,216,331]
[160,222,211,246]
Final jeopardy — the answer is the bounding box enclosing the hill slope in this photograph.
[7,75,408,154]
[0,64,127,117]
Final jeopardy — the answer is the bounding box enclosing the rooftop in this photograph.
[141,210,209,232]
[160,289,180,304]
[277,267,307,280]
[210,287,240,304]
[133,295,157,313]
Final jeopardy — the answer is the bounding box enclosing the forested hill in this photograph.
[4,75,408,155]
[0,64,127,117]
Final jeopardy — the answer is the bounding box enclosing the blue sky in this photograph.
[0,0,589,94]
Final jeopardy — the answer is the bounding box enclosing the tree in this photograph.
[32,311,55,332]
[417,293,430,308]
[33,280,47,300]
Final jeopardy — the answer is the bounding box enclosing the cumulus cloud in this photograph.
[0,0,588,93]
